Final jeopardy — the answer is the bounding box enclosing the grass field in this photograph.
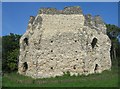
[2,65,118,87]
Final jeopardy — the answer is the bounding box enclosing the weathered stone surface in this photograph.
[38,6,82,14]
[18,6,111,78]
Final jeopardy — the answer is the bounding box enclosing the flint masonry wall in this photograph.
[18,6,111,78]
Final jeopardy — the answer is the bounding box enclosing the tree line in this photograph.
[2,24,120,72]
[2,33,21,72]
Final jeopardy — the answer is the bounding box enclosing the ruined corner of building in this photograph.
[18,6,112,79]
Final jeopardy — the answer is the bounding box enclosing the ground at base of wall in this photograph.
[2,66,118,87]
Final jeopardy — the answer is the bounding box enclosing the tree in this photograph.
[106,24,120,66]
[6,49,19,71]
[2,33,21,72]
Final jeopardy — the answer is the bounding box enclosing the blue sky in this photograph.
[2,2,118,36]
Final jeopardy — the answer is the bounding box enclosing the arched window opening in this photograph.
[24,38,28,45]
[91,38,97,49]
[94,64,99,72]
[73,65,76,69]
[23,62,28,72]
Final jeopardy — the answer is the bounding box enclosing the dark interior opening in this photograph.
[75,40,77,42]
[91,38,97,49]
[73,65,76,69]
[51,58,53,60]
[51,67,53,69]
[23,62,28,72]
[51,50,53,52]
[75,51,77,53]
[51,40,53,43]
[94,64,98,71]
[24,38,28,45]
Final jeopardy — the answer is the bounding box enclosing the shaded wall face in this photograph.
[18,14,111,78]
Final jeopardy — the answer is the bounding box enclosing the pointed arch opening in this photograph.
[24,38,28,46]
[22,62,28,72]
[94,64,99,73]
[91,38,98,49]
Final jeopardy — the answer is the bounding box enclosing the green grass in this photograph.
[2,66,118,87]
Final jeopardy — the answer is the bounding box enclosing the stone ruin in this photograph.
[18,6,111,78]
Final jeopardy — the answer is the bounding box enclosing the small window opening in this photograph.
[51,50,53,52]
[73,65,76,69]
[75,51,77,53]
[51,67,53,69]
[51,58,53,60]
[94,64,98,71]
[75,40,77,42]
[76,59,78,60]
[24,38,28,45]
[51,41,53,43]
[23,62,28,72]
[91,38,97,49]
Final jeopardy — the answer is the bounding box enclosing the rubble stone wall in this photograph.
[18,6,111,78]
